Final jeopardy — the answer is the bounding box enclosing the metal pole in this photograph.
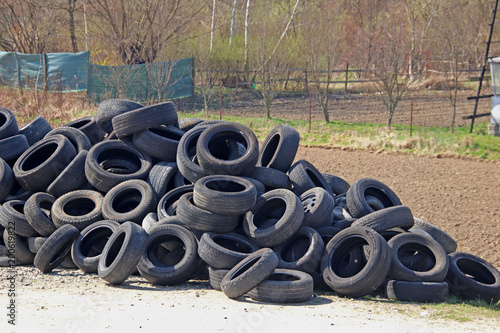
[138,78,141,102]
[410,97,414,136]
[345,62,349,94]
[220,84,222,120]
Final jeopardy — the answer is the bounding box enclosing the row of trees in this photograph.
[0,0,496,129]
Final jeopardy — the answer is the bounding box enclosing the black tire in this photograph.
[65,116,106,145]
[446,252,500,303]
[0,134,30,163]
[132,126,185,162]
[173,170,193,187]
[13,135,77,192]
[321,226,392,297]
[112,102,178,138]
[0,158,14,202]
[175,193,239,233]
[45,126,92,152]
[98,221,148,284]
[176,125,210,183]
[388,232,449,282]
[208,266,230,291]
[3,228,34,264]
[386,280,449,303]
[102,179,156,224]
[244,166,291,191]
[157,185,194,219]
[247,269,314,303]
[221,248,279,299]
[198,232,260,269]
[137,223,201,285]
[97,99,144,134]
[147,161,178,201]
[316,226,342,245]
[193,175,257,216]
[257,124,300,172]
[0,107,19,139]
[351,206,414,232]
[196,122,258,176]
[411,218,457,254]
[0,200,39,237]
[33,224,79,273]
[288,160,334,197]
[273,226,325,273]
[28,236,47,253]
[178,118,204,131]
[51,190,103,230]
[85,140,152,192]
[243,189,304,247]
[322,173,350,195]
[46,150,88,198]
[301,187,335,229]
[24,192,57,236]
[346,178,402,218]
[19,116,52,146]
[71,220,121,273]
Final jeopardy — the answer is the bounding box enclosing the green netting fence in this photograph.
[0,51,193,103]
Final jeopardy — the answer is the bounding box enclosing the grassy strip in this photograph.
[181,112,500,161]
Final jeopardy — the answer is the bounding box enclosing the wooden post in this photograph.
[14,51,22,94]
[309,91,312,133]
[138,78,141,102]
[344,62,349,94]
[42,53,48,92]
[219,84,222,120]
[410,97,414,136]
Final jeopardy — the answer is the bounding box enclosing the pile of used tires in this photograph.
[1,100,500,305]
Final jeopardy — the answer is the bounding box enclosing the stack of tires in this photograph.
[0,99,499,305]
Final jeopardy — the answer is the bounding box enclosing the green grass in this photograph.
[179,111,500,161]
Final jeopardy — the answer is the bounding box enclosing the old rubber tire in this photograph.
[257,124,300,172]
[446,252,500,303]
[24,192,57,236]
[411,218,457,254]
[45,126,92,152]
[33,224,79,273]
[0,134,30,163]
[112,102,178,138]
[243,189,304,247]
[193,175,257,216]
[0,107,19,139]
[247,268,314,303]
[97,99,144,133]
[65,115,106,145]
[85,140,152,192]
[71,220,121,273]
[19,116,52,146]
[46,150,88,198]
[208,266,230,291]
[301,187,335,229]
[147,161,178,201]
[102,179,156,224]
[322,173,350,195]
[132,126,185,162]
[386,280,449,303]
[220,248,279,299]
[388,232,449,282]
[137,223,201,285]
[196,122,258,176]
[98,221,148,285]
[288,160,334,197]
[13,134,77,192]
[0,200,39,237]
[346,178,402,218]
[321,226,392,297]
[51,190,103,230]
[351,206,414,232]
[0,158,14,202]
[157,185,194,219]
[3,227,35,264]
[198,232,259,269]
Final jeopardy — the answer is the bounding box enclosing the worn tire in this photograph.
[220,248,279,299]
[0,107,19,139]
[288,160,334,197]
[0,134,30,163]
[322,173,350,195]
[24,192,57,236]
[65,116,106,145]
[45,126,92,152]
[248,269,314,303]
[19,116,52,146]
[0,200,39,237]
[98,221,148,285]
[301,187,335,229]
[257,124,300,172]
[33,224,79,273]
[352,206,414,232]
[51,190,103,230]
[97,99,144,133]
[198,232,260,269]
[147,161,178,201]
[132,126,185,162]
[157,185,194,219]
[3,227,34,264]
[46,150,88,198]
[346,178,402,218]
[102,179,156,224]
[411,218,457,254]
[0,158,14,202]
[386,280,449,303]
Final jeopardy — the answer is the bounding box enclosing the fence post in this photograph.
[42,53,48,92]
[138,78,141,102]
[309,91,312,133]
[410,97,413,136]
[59,72,63,107]
[14,51,22,94]
[219,84,222,120]
[345,62,349,94]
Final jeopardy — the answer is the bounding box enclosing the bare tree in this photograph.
[371,13,415,130]
[304,1,344,123]
[0,0,60,53]
[147,58,181,102]
[88,0,207,64]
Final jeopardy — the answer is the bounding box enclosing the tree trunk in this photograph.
[68,0,78,53]
[229,0,238,45]
[210,0,216,53]
[244,0,251,72]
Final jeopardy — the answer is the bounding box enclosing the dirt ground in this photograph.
[2,90,500,332]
